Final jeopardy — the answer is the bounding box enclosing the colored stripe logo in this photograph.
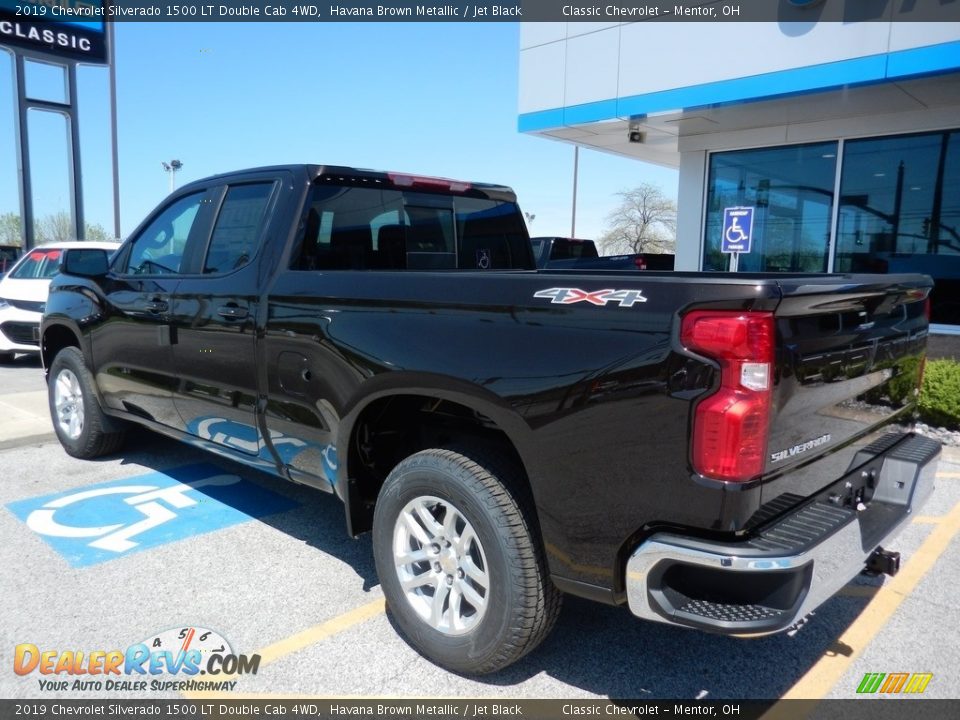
[857,672,933,694]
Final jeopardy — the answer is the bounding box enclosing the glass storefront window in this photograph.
[703,143,838,272]
[836,131,960,326]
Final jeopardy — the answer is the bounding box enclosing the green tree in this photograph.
[83,222,113,242]
[599,183,677,255]
[0,212,22,246]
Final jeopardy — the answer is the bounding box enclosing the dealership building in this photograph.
[518,14,960,335]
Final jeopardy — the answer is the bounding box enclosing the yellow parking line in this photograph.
[183,597,385,699]
[777,501,960,703]
[252,597,385,667]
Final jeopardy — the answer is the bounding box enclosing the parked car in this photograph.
[42,165,938,674]
[0,241,119,362]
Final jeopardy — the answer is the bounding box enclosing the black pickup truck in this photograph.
[42,165,940,674]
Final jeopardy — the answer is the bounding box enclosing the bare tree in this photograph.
[34,212,113,243]
[599,183,677,255]
[35,211,75,243]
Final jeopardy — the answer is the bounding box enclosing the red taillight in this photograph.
[387,172,471,193]
[681,310,775,482]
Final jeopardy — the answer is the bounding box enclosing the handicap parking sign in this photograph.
[721,207,755,253]
[6,463,298,567]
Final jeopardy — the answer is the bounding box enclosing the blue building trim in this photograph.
[518,41,960,133]
[616,55,886,119]
[886,40,960,79]
[518,108,566,133]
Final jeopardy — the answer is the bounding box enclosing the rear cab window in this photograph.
[293,180,533,271]
[550,239,598,260]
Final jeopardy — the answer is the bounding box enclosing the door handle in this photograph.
[143,300,168,313]
[217,305,249,320]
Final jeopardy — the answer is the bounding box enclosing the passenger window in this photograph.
[124,193,204,275]
[204,183,274,273]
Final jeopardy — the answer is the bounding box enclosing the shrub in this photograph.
[886,356,921,406]
[919,359,960,430]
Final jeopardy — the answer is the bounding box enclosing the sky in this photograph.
[0,22,678,241]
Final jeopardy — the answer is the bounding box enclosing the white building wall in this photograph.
[519,21,960,118]
[675,150,706,271]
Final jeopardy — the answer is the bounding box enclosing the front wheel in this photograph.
[48,347,125,458]
[372,447,561,674]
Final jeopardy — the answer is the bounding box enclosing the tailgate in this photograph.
[766,274,932,485]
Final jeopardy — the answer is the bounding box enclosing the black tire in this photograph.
[48,347,125,458]
[0,351,14,363]
[372,446,561,674]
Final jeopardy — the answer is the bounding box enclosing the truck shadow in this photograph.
[473,593,875,699]
[105,435,879,699]
[110,432,381,593]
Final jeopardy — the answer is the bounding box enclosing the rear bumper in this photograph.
[625,432,940,635]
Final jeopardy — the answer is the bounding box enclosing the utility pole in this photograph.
[162,160,183,193]
[109,21,121,240]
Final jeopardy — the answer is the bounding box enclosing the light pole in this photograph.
[161,160,183,193]
[571,145,579,238]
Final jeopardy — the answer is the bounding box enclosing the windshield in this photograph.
[10,248,63,280]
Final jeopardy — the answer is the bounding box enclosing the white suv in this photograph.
[0,241,119,362]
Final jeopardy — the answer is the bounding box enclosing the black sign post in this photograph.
[0,1,111,250]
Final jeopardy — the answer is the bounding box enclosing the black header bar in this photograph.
[4,699,960,720]
[1,0,959,23]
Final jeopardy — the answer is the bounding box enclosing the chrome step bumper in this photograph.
[625,433,940,635]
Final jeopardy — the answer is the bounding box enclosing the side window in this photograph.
[204,183,274,274]
[123,193,204,275]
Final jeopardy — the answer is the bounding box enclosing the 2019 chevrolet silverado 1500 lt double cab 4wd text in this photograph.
[42,165,940,674]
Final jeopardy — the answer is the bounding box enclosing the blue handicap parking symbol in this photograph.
[721,206,755,253]
[6,463,298,567]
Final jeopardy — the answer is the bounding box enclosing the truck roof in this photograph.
[178,164,518,202]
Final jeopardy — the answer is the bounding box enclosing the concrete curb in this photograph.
[940,445,960,465]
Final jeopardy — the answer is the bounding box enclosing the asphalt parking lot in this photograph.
[2,355,959,703]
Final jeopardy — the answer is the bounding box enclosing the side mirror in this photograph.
[60,248,110,278]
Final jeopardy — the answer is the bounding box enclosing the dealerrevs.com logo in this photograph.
[14,627,260,693]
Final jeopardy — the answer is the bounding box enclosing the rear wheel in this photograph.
[0,352,14,363]
[372,446,561,674]
[48,347,125,458]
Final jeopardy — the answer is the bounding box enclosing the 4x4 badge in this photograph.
[533,287,648,307]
